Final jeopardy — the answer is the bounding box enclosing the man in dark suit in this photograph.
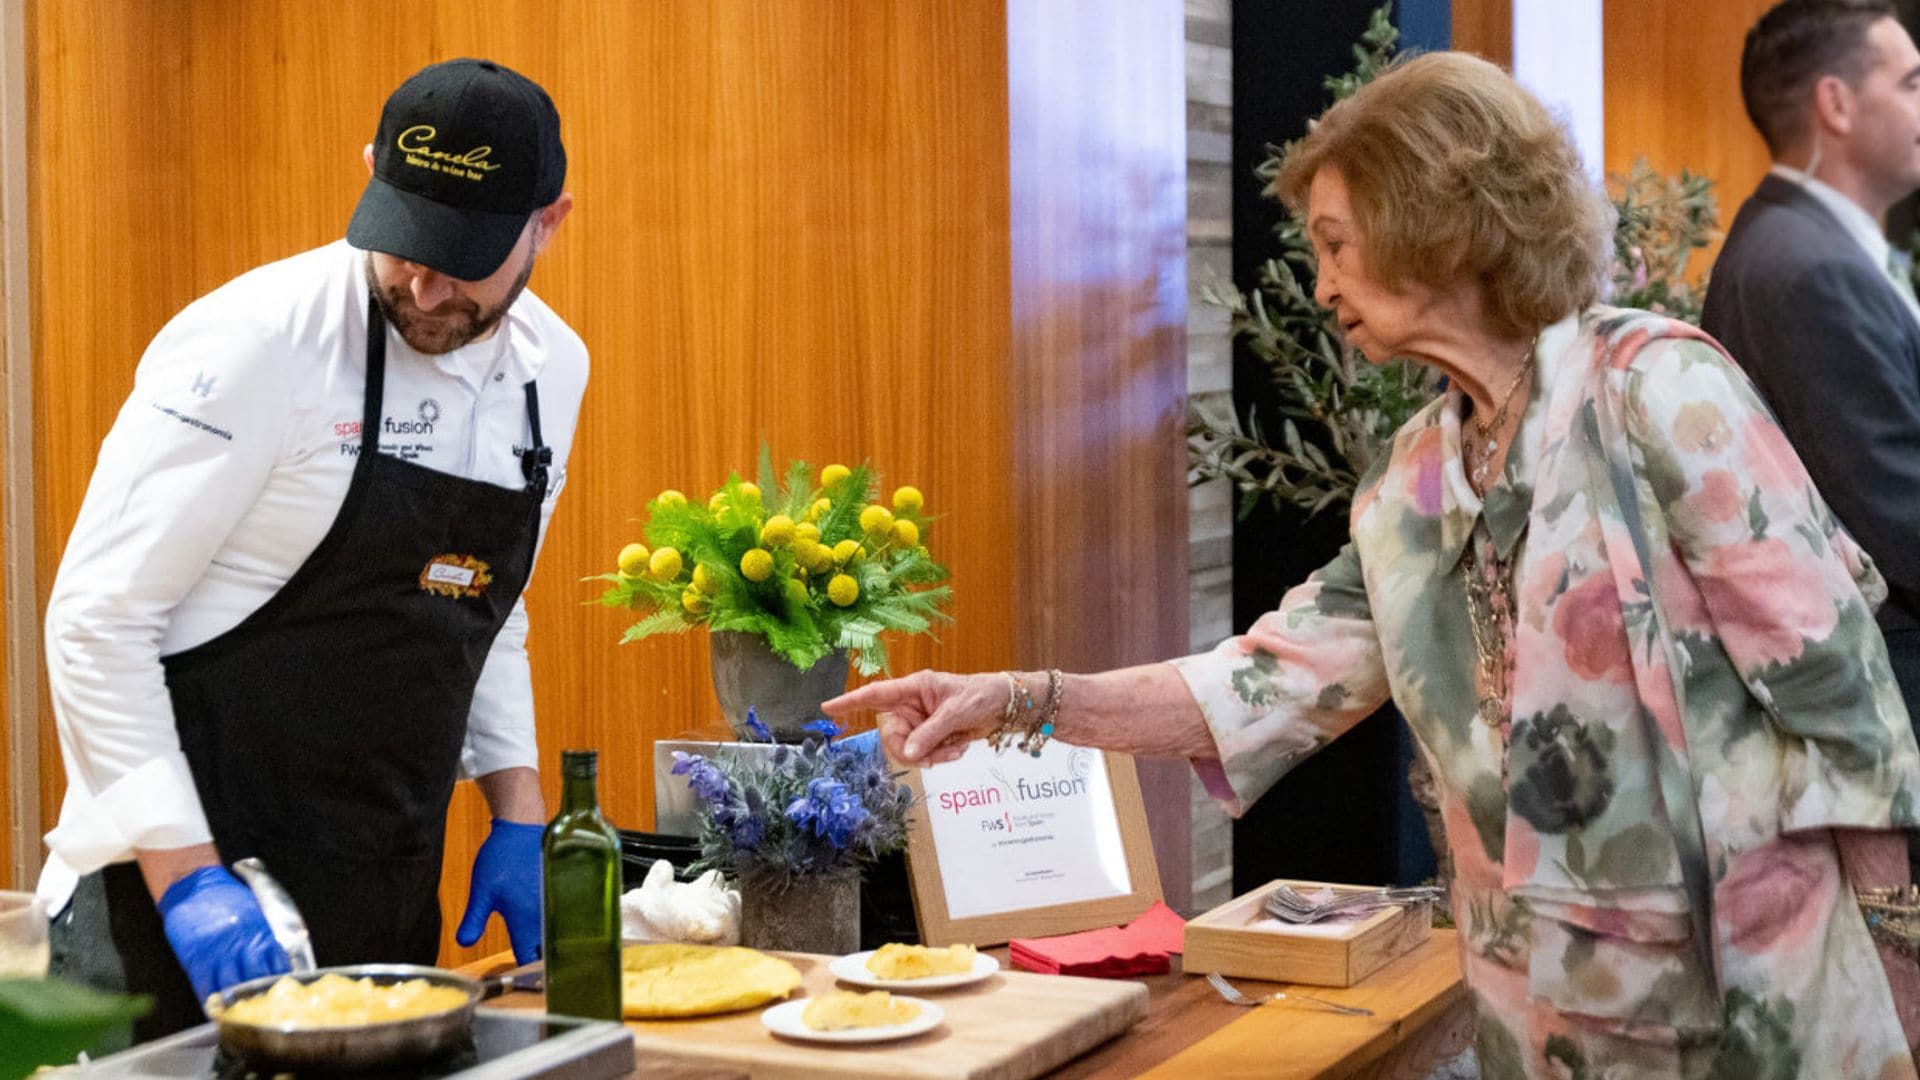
[1706,0,1920,724]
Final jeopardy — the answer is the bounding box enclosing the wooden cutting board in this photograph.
[491,952,1147,1080]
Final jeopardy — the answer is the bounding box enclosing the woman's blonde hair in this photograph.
[1274,52,1609,338]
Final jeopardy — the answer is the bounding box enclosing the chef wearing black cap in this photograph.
[40,58,583,1043]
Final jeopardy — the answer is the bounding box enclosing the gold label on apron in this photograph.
[419,554,493,598]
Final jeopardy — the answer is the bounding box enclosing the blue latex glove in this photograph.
[456,819,544,963]
[157,865,292,1005]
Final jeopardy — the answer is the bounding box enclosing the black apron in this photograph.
[52,296,550,1041]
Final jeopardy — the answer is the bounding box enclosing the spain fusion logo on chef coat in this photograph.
[420,554,493,599]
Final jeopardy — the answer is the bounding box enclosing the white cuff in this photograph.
[43,753,212,876]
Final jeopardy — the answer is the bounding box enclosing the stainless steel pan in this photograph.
[211,963,526,1071]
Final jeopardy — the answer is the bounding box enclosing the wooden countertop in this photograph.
[459,929,1469,1078]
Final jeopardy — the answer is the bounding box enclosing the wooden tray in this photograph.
[493,951,1147,1080]
[1182,879,1433,988]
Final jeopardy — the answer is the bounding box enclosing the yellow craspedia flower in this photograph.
[807,498,832,522]
[648,546,684,581]
[821,464,851,489]
[737,482,762,503]
[707,492,729,513]
[740,548,775,582]
[681,586,709,614]
[832,539,861,566]
[656,489,688,508]
[785,579,811,607]
[827,573,860,607]
[795,540,833,573]
[692,563,719,595]
[892,486,924,515]
[859,505,894,536]
[794,522,821,544]
[890,519,920,548]
[760,515,797,549]
[617,542,651,578]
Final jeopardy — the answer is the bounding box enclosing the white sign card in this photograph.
[917,739,1133,919]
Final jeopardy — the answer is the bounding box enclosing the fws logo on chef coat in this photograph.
[931,750,1095,815]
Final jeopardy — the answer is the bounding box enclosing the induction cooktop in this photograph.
[78,1007,635,1079]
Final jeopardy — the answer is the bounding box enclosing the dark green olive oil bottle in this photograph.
[542,749,622,1020]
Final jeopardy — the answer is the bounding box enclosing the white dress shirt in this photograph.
[1770,163,1920,327]
[38,240,587,910]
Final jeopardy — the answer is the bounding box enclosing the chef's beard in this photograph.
[365,251,535,355]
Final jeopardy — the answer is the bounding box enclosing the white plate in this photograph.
[760,996,944,1043]
[828,949,1000,990]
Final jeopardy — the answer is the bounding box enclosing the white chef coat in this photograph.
[38,239,587,911]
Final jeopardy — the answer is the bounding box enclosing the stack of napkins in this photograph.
[1009,901,1186,977]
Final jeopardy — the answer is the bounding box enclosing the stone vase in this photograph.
[708,630,850,743]
[739,872,861,955]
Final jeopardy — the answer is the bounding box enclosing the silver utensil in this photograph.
[232,857,316,973]
[1264,883,1442,924]
[1204,972,1374,1016]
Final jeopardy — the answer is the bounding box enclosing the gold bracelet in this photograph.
[1858,885,1920,960]
[986,672,1037,754]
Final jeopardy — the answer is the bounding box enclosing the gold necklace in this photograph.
[1462,533,1517,731]
[1464,336,1539,494]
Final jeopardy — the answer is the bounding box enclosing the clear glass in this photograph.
[0,890,50,976]
[543,750,622,1020]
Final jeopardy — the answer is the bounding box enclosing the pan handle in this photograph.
[232,858,316,974]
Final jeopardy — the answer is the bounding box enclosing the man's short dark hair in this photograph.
[1741,0,1900,154]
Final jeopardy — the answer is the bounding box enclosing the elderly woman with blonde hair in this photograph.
[828,52,1920,1077]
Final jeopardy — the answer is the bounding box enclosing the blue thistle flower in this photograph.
[744,707,772,742]
[803,718,841,742]
[674,753,735,806]
[786,777,871,850]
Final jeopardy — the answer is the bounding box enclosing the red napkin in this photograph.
[1008,901,1187,977]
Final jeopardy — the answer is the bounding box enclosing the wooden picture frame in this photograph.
[897,743,1162,947]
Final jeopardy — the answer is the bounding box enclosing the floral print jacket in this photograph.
[1173,308,1920,1077]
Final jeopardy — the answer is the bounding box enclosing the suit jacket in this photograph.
[1703,174,1920,646]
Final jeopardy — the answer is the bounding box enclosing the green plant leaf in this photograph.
[0,977,151,1077]
[621,608,694,643]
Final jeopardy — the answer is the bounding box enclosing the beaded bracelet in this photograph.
[986,670,1063,757]
[1858,885,1920,960]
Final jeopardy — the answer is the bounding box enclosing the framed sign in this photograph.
[899,740,1162,946]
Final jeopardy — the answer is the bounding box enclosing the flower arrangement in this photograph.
[670,711,915,889]
[589,451,951,675]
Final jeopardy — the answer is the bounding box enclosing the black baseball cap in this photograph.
[347,58,566,281]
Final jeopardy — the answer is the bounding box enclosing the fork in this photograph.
[1265,883,1442,924]
[1204,972,1374,1016]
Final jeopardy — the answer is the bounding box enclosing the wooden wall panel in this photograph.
[1,0,26,893]
[1451,0,1512,68]
[1006,0,1192,911]
[30,0,1019,966]
[30,0,1194,966]
[1603,0,1775,269]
